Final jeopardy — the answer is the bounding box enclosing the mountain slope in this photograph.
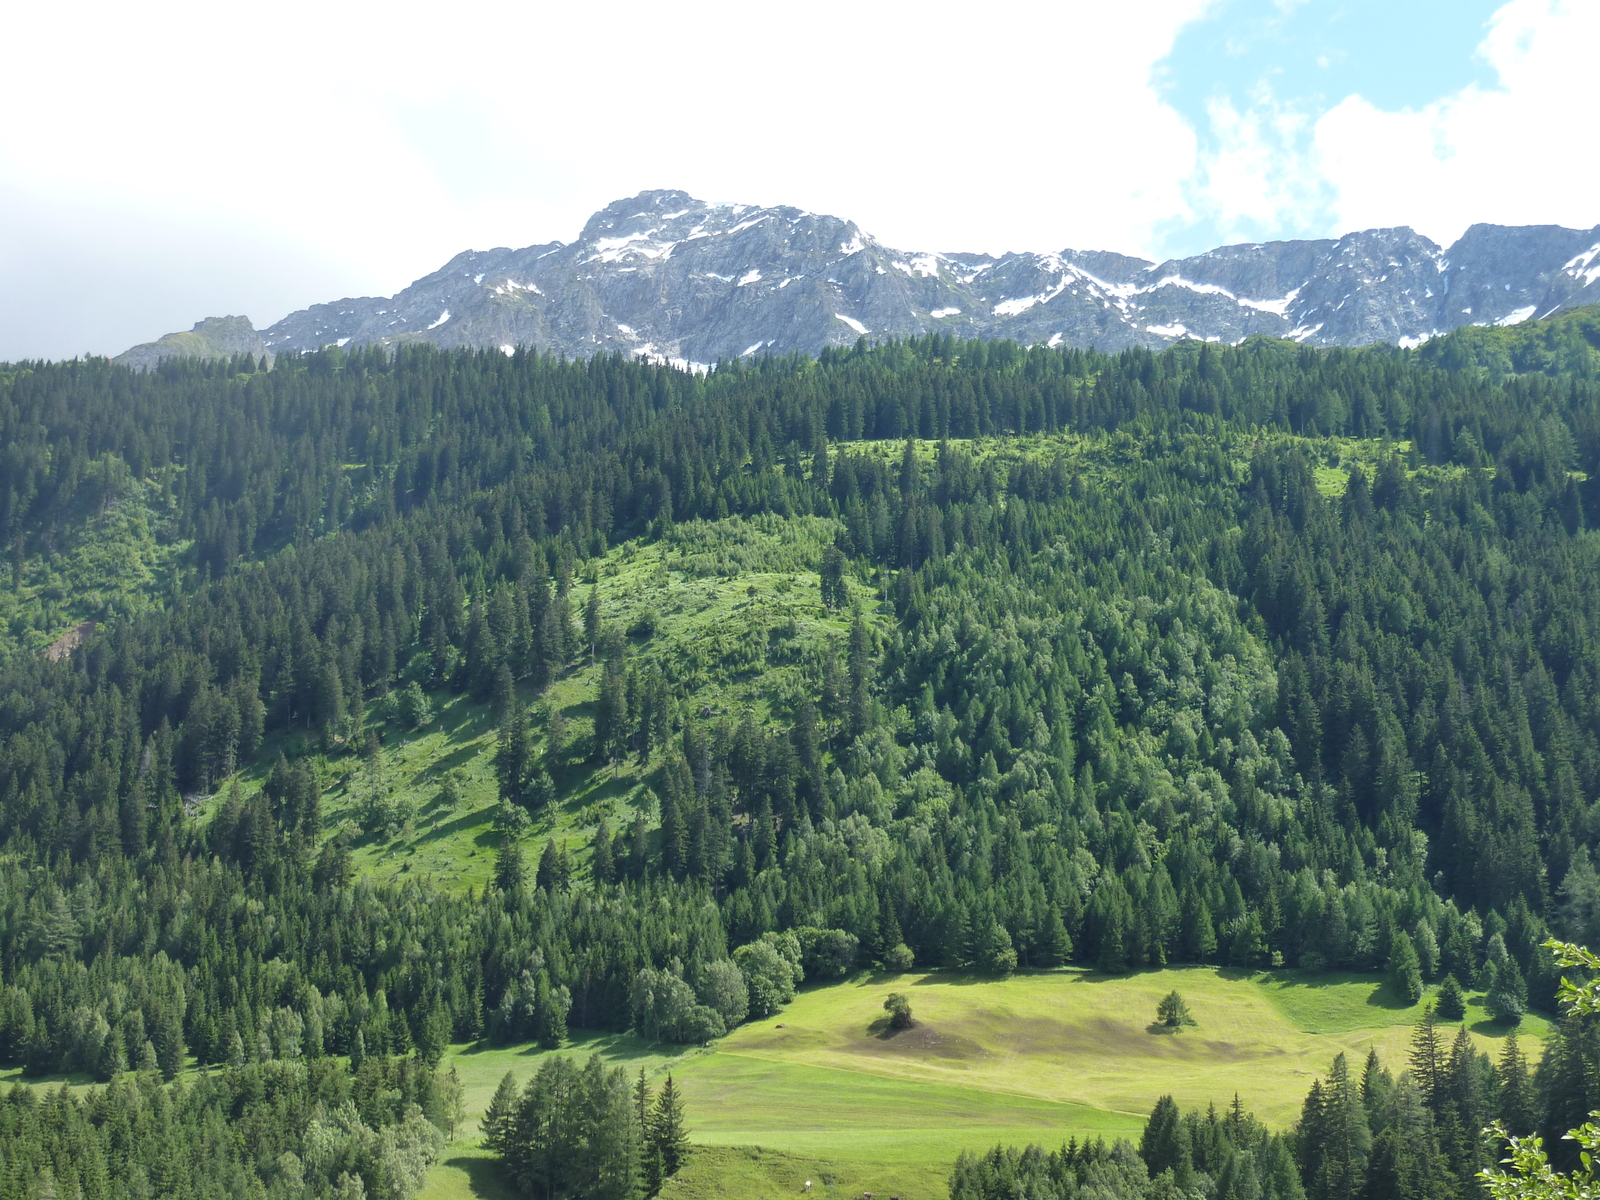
[113,314,267,370]
[122,190,1600,366]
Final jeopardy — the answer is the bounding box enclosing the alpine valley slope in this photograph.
[117,189,1600,368]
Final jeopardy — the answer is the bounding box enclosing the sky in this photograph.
[0,0,1595,361]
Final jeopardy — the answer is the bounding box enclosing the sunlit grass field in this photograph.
[418,963,1546,1200]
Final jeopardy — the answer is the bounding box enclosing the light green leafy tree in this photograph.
[1479,939,1600,1200]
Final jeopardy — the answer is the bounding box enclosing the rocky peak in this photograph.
[117,193,1600,368]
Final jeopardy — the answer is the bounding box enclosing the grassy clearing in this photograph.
[0,468,188,662]
[706,967,1543,1128]
[417,964,1546,1199]
[1256,969,1553,1039]
[218,513,884,894]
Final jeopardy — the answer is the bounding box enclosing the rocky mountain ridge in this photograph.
[119,189,1600,368]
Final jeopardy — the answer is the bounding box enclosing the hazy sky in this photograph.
[1,0,1595,361]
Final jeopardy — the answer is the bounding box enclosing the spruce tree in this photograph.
[648,1074,690,1180]
[483,1070,520,1154]
[584,585,602,663]
[1498,1032,1537,1136]
[495,837,526,892]
[1435,974,1467,1021]
[592,817,614,884]
[494,701,532,807]
[1408,1003,1445,1116]
[1387,928,1424,1004]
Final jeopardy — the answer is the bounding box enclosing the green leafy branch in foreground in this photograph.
[1479,939,1600,1200]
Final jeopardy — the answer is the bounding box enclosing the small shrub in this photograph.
[884,993,913,1030]
[883,943,915,973]
[397,681,433,729]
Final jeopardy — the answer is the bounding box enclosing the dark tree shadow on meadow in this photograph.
[443,1154,517,1200]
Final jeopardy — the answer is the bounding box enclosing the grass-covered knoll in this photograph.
[414,963,1544,1199]
[702,966,1541,1129]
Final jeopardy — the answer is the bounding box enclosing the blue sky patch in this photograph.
[1151,0,1507,253]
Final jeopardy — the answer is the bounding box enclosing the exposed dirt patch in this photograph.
[1004,1015,1155,1057]
[44,621,95,663]
[999,1015,1285,1063]
[847,1021,990,1061]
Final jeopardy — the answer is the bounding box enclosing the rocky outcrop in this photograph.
[114,315,267,371]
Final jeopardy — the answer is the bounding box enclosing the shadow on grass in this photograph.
[456,1031,698,1066]
[1146,1022,1186,1036]
[414,808,494,846]
[1470,1016,1523,1037]
[908,972,991,987]
[865,1016,916,1041]
[442,1154,517,1200]
[410,741,483,777]
[1363,979,1419,1010]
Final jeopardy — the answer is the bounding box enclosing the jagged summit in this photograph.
[120,191,1600,367]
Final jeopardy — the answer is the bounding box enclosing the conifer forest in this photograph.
[3,308,1600,1198]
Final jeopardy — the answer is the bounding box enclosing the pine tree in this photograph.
[584,585,602,663]
[494,702,532,807]
[152,1000,185,1081]
[1435,974,1467,1020]
[1313,1053,1371,1200]
[1486,955,1529,1022]
[1407,1003,1444,1115]
[1387,928,1424,1004]
[536,840,569,892]
[1497,1032,1537,1136]
[592,817,614,884]
[482,1070,520,1155]
[648,1074,690,1180]
[495,838,526,892]
[820,546,847,610]
[1157,990,1194,1028]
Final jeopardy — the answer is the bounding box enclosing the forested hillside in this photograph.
[3,318,1600,1198]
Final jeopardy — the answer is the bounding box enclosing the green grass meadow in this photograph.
[418,964,1546,1200]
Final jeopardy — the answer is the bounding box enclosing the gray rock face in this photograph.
[114,315,267,371]
[127,191,1600,365]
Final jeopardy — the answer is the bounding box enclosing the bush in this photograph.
[884,993,913,1030]
[693,959,749,1028]
[883,943,915,973]
[397,681,433,730]
[794,926,859,979]
[735,935,803,1018]
[679,1005,726,1045]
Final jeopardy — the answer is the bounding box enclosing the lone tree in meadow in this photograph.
[1157,990,1195,1029]
[884,993,913,1030]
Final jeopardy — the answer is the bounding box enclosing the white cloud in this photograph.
[1184,83,1335,246]
[1314,0,1600,245]
[0,0,1213,358]
[1,0,1589,360]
